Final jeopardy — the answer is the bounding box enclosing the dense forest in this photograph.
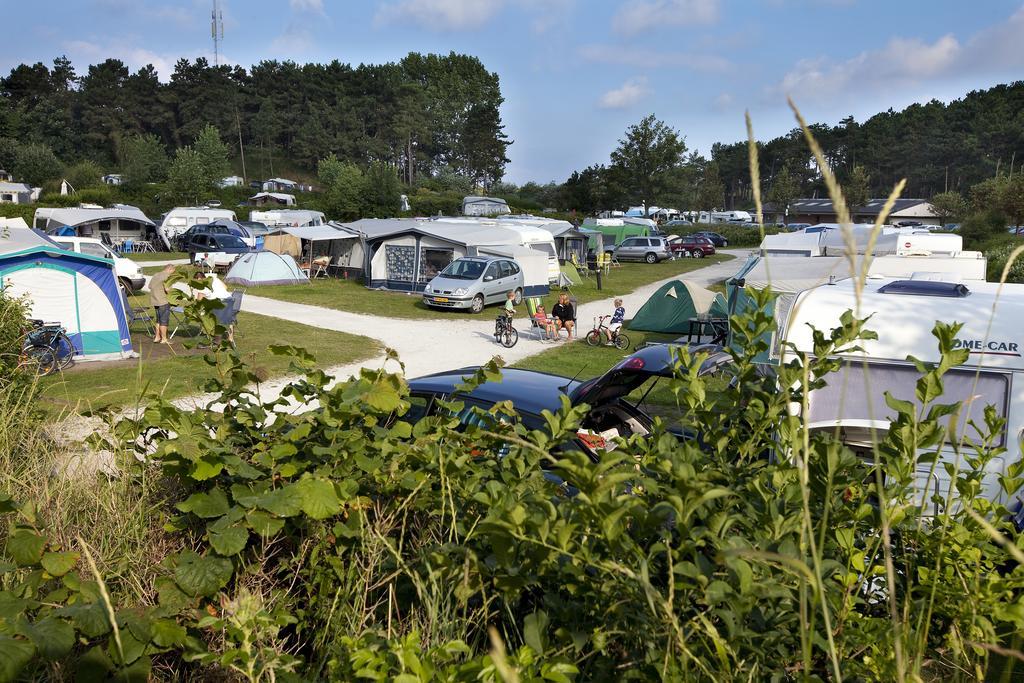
[0,53,510,188]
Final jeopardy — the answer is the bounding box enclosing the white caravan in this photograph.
[711,210,752,223]
[158,207,237,250]
[779,278,1024,514]
[438,217,560,282]
[249,209,325,228]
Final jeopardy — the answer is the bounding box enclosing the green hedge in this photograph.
[662,222,783,247]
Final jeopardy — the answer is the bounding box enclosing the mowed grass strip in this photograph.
[128,251,189,262]
[38,309,382,415]
[252,254,734,320]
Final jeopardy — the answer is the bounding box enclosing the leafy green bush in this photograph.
[663,222,783,247]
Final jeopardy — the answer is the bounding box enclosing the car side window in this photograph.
[499,261,513,278]
[210,238,220,249]
[620,239,635,247]
[194,235,207,247]
[484,262,500,280]
[509,261,521,274]
[399,394,433,424]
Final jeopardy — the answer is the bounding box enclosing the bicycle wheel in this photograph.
[501,327,518,348]
[614,333,630,350]
[20,345,57,376]
[586,329,602,346]
[53,332,75,369]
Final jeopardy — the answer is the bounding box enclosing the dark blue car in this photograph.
[404,344,732,458]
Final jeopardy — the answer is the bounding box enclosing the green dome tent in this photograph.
[629,279,728,334]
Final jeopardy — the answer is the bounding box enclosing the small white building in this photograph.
[219,175,244,188]
[102,174,123,186]
[0,182,38,204]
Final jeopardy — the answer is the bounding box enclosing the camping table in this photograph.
[686,317,729,344]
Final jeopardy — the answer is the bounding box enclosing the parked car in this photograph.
[181,233,252,268]
[422,256,524,314]
[403,344,732,461]
[786,223,811,231]
[51,236,146,292]
[669,235,716,258]
[175,222,256,250]
[613,236,672,264]
[693,231,728,247]
[662,219,693,229]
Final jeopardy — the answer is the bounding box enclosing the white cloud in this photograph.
[775,6,1024,101]
[62,39,181,79]
[375,0,505,30]
[579,44,731,73]
[713,92,733,110]
[598,77,651,109]
[613,0,719,35]
[520,0,575,34]
[290,0,325,13]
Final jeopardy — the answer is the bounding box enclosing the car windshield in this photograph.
[215,235,247,249]
[440,259,486,279]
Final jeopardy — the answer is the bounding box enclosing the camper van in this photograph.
[158,207,237,250]
[778,277,1024,515]
[249,209,325,228]
[710,210,752,224]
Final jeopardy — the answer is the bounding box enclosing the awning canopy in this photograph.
[37,206,154,230]
[272,224,359,241]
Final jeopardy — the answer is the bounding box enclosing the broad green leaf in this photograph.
[40,551,79,577]
[245,510,285,537]
[189,457,224,481]
[6,530,46,567]
[109,631,145,666]
[62,602,111,638]
[296,479,342,520]
[177,488,230,519]
[174,553,233,597]
[524,610,549,653]
[154,577,191,615]
[25,617,74,660]
[150,619,187,648]
[256,485,303,517]
[0,636,35,682]
[209,526,249,556]
[75,644,113,681]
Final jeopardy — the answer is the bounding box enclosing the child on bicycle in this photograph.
[604,298,625,345]
[495,291,516,336]
[534,304,558,341]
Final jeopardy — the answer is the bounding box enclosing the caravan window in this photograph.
[806,362,1009,446]
[529,243,556,257]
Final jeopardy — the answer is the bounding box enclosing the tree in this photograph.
[766,163,800,224]
[119,134,168,187]
[458,102,510,188]
[167,147,206,204]
[697,162,725,210]
[609,114,687,209]
[844,165,870,209]
[362,161,402,217]
[63,160,104,189]
[193,125,231,190]
[318,154,365,220]
[13,142,62,186]
[929,191,967,225]
[1001,173,1024,228]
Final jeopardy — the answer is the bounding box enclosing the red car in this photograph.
[668,235,716,258]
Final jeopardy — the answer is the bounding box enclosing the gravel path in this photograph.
[236,250,749,385]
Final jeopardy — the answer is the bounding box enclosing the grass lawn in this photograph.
[129,251,189,262]
[37,292,382,415]
[253,254,735,320]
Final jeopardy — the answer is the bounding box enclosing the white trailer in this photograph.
[158,207,237,250]
[249,209,325,228]
[779,278,1024,513]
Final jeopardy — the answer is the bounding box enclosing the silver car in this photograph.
[613,236,673,264]
[422,256,525,313]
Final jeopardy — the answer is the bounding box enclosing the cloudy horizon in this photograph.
[2,0,1022,183]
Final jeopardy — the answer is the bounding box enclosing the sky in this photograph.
[2,0,1023,184]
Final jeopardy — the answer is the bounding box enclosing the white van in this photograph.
[780,277,1024,514]
[52,236,146,292]
[158,207,238,250]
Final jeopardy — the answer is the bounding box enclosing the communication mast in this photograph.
[211,0,224,66]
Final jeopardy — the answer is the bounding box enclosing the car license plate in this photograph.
[433,297,449,303]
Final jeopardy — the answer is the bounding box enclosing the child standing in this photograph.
[604,298,625,345]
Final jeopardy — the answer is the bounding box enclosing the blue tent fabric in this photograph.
[225,251,309,286]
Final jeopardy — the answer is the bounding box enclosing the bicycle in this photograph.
[585,315,630,350]
[21,319,75,376]
[494,314,518,348]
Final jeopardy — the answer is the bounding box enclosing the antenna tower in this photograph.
[211,0,224,66]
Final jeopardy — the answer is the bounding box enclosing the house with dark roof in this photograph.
[0,181,38,204]
[767,198,940,226]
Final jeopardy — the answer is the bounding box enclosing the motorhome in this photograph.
[249,209,325,228]
[158,207,238,250]
[778,277,1024,514]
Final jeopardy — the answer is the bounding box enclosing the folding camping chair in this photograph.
[570,253,590,278]
[310,255,331,279]
[119,288,154,336]
[524,297,547,341]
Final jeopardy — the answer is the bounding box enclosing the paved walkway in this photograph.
[235,250,750,388]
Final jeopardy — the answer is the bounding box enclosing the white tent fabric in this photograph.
[476,245,550,297]
[0,217,30,231]
[740,256,861,294]
[274,224,360,241]
[225,252,309,286]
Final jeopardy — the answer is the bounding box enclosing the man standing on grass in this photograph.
[149,264,175,344]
